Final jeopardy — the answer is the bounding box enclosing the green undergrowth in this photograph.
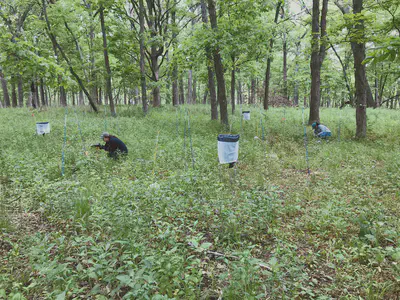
[0,105,399,299]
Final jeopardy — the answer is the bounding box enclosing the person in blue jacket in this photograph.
[94,132,128,158]
[312,122,331,139]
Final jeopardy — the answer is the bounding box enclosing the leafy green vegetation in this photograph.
[1,105,399,299]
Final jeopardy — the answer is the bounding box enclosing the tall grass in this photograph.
[0,105,399,299]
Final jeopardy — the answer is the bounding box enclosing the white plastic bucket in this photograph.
[36,122,50,135]
[217,134,240,164]
[242,111,250,120]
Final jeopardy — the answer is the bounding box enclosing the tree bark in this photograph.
[179,75,185,104]
[352,0,367,138]
[263,1,281,110]
[207,0,228,125]
[18,76,23,107]
[187,69,193,104]
[40,78,46,106]
[0,71,10,107]
[250,79,256,104]
[203,89,208,104]
[283,33,288,98]
[309,0,328,124]
[138,0,148,113]
[193,77,197,104]
[99,7,115,115]
[11,80,17,107]
[31,81,38,108]
[201,0,218,119]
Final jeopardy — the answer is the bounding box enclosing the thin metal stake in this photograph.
[187,109,195,169]
[303,125,310,175]
[61,107,68,176]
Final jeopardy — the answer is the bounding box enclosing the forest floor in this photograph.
[0,105,399,299]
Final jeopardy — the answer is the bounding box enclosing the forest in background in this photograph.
[0,0,399,135]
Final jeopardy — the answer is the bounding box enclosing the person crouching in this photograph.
[311,122,331,139]
[96,132,128,159]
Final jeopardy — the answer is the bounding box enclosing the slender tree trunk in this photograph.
[203,89,208,104]
[11,80,17,107]
[31,81,38,108]
[179,75,185,104]
[79,90,84,105]
[18,76,23,107]
[151,56,161,107]
[238,80,243,104]
[352,0,367,137]
[45,85,49,106]
[0,71,10,107]
[308,0,328,124]
[193,77,197,104]
[201,0,218,119]
[250,79,255,104]
[40,79,46,106]
[207,0,228,125]
[187,69,193,104]
[263,1,281,110]
[374,70,379,107]
[283,33,288,98]
[99,7,115,115]
[138,0,148,113]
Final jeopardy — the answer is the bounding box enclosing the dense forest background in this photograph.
[0,0,399,134]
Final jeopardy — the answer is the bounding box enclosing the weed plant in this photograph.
[0,105,399,299]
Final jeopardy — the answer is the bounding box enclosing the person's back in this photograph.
[312,122,331,138]
[105,135,128,154]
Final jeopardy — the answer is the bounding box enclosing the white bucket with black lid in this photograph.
[36,122,50,135]
[217,134,240,164]
[242,111,250,120]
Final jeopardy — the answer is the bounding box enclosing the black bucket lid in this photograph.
[242,111,250,113]
[217,134,240,142]
[36,122,49,124]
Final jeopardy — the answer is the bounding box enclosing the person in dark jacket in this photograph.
[97,132,128,158]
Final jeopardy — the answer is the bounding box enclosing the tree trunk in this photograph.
[187,69,193,104]
[238,80,243,104]
[138,0,148,113]
[31,81,38,108]
[208,0,228,125]
[40,79,46,106]
[308,0,328,124]
[193,77,197,104]
[99,7,115,115]
[151,56,161,107]
[263,1,281,110]
[79,90,84,105]
[201,0,218,119]
[0,71,10,107]
[18,76,23,107]
[11,80,17,107]
[352,0,367,137]
[283,33,288,98]
[179,75,185,104]
[250,79,256,104]
[203,89,208,104]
